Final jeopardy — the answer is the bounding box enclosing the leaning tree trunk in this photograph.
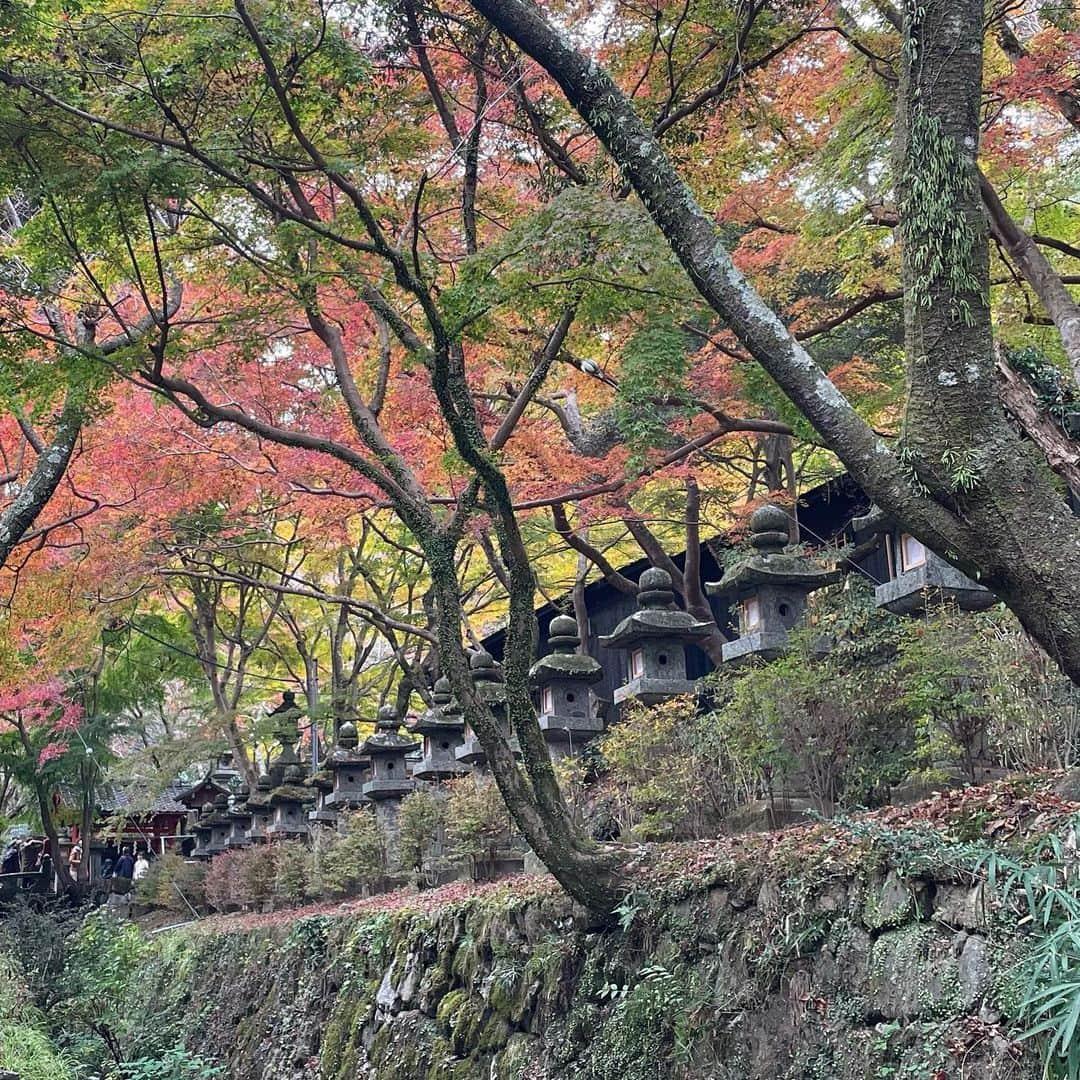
[978,173,1080,385]
[0,379,85,569]
[467,0,1080,687]
[427,544,627,916]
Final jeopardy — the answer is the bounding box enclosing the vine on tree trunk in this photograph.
[900,2,982,327]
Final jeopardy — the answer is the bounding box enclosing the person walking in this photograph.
[133,851,150,882]
[113,846,135,893]
[67,841,82,881]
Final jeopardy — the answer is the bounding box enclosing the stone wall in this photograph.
[127,851,1040,1079]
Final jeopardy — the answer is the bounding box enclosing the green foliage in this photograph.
[597,697,712,840]
[900,106,981,325]
[979,828,1080,1079]
[614,317,694,460]
[136,852,206,914]
[397,788,444,875]
[599,585,1078,834]
[581,961,710,1079]
[1007,346,1080,439]
[0,952,76,1080]
[444,777,511,868]
[319,811,386,896]
[120,1048,224,1080]
[273,839,311,906]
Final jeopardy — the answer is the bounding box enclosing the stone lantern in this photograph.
[227,784,252,848]
[706,504,841,663]
[600,567,713,705]
[190,802,215,860]
[362,707,418,801]
[853,506,995,615]
[411,677,469,781]
[529,614,603,757]
[261,688,313,838]
[266,763,313,839]
[456,650,521,769]
[324,722,371,811]
[245,775,274,843]
[206,791,233,855]
[209,748,240,791]
[362,706,419,840]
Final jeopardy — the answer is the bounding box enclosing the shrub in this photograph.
[0,953,76,1080]
[444,776,510,873]
[203,850,243,913]
[597,697,705,841]
[272,840,311,906]
[236,844,276,908]
[136,853,206,914]
[121,1047,224,1080]
[397,788,444,875]
[319,811,385,897]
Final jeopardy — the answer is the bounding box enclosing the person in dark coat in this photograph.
[113,846,136,893]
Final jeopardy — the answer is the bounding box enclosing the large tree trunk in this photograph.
[893,0,1080,679]
[429,565,626,915]
[467,0,1080,686]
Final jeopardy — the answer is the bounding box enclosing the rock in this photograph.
[398,951,421,1006]
[933,883,990,931]
[863,870,915,931]
[866,925,956,1019]
[1054,769,1080,802]
[958,935,992,1009]
[375,968,399,1016]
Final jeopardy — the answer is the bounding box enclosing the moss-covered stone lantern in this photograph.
[362,706,419,841]
[227,784,252,848]
[706,504,841,663]
[325,721,370,811]
[852,506,995,615]
[361,707,418,802]
[262,689,313,838]
[411,677,469,780]
[266,763,313,839]
[600,567,713,705]
[456,650,521,769]
[206,791,233,855]
[245,774,274,843]
[529,614,603,757]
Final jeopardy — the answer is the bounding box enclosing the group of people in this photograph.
[67,842,151,891]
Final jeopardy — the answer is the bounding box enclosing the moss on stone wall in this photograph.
[105,831,1049,1079]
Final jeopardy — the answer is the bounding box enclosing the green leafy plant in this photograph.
[121,1047,224,1080]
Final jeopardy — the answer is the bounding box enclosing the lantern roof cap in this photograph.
[600,567,713,649]
[706,504,841,599]
[361,708,420,755]
[529,615,602,684]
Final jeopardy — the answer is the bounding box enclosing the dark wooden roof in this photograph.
[481,475,876,712]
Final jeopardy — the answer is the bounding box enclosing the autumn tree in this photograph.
[1,0,1078,914]
[466,0,1080,686]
